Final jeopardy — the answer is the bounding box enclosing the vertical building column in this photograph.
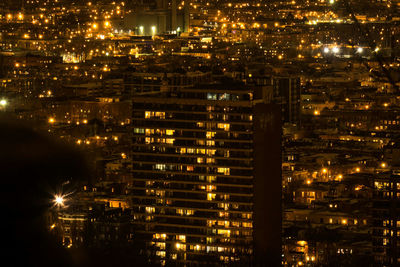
[171,0,177,31]
[253,103,282,266]
[184,0,190,32]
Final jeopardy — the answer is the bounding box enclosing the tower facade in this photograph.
[130,79,281,265]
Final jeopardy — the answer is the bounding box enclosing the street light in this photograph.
[0,99,7,107]
[54,194,64,207]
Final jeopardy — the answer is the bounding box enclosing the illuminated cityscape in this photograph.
[0,0,399,266]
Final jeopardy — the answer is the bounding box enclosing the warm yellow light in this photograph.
[381,162,387,168]
[306,179,312,185]
[83,119,88,124]
[322,168,328,174]
[314,110,320,116]
[355,167,361,172]
[92,23,98,29]
[297,240,307,246]
[48,117,55,124]
[0,99,7,106]
[54,195,64,206]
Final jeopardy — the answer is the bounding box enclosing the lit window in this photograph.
[207,193,216,200]
[206,185,216,192]
[166,129,174,135]
[207,176,216,182]
[166,138,175,144]
[187,166,194,172]
[145,207,155,213]
[218,93,230,100]
[243,222,253,228]
[218,168,230,175]
[145,128,154,135]
[206,131,216,139]
[155,112,165,119]
[217,229,230,237]
[196,149,206,154]
[177,235,186,242]
[155,164,166,171]
[207,149,216,156]
[217,123,230,131]
[207,93,217,100]
[156,251,166,258]
[206,140,215,146]
[134,128,144,134]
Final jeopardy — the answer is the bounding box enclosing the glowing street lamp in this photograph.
[151,26,156,35]
[0,99,7,107]
[54,195,64,207]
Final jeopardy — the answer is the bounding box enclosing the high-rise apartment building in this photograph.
[130,78,281,265]
[272,76,301,125]
[373,172,400,266]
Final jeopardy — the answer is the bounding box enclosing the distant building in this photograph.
[130,78,281,265]
[272,76,301,125]
[124,0,190,35]
[56,204,132,249]
[372,173,400,266]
